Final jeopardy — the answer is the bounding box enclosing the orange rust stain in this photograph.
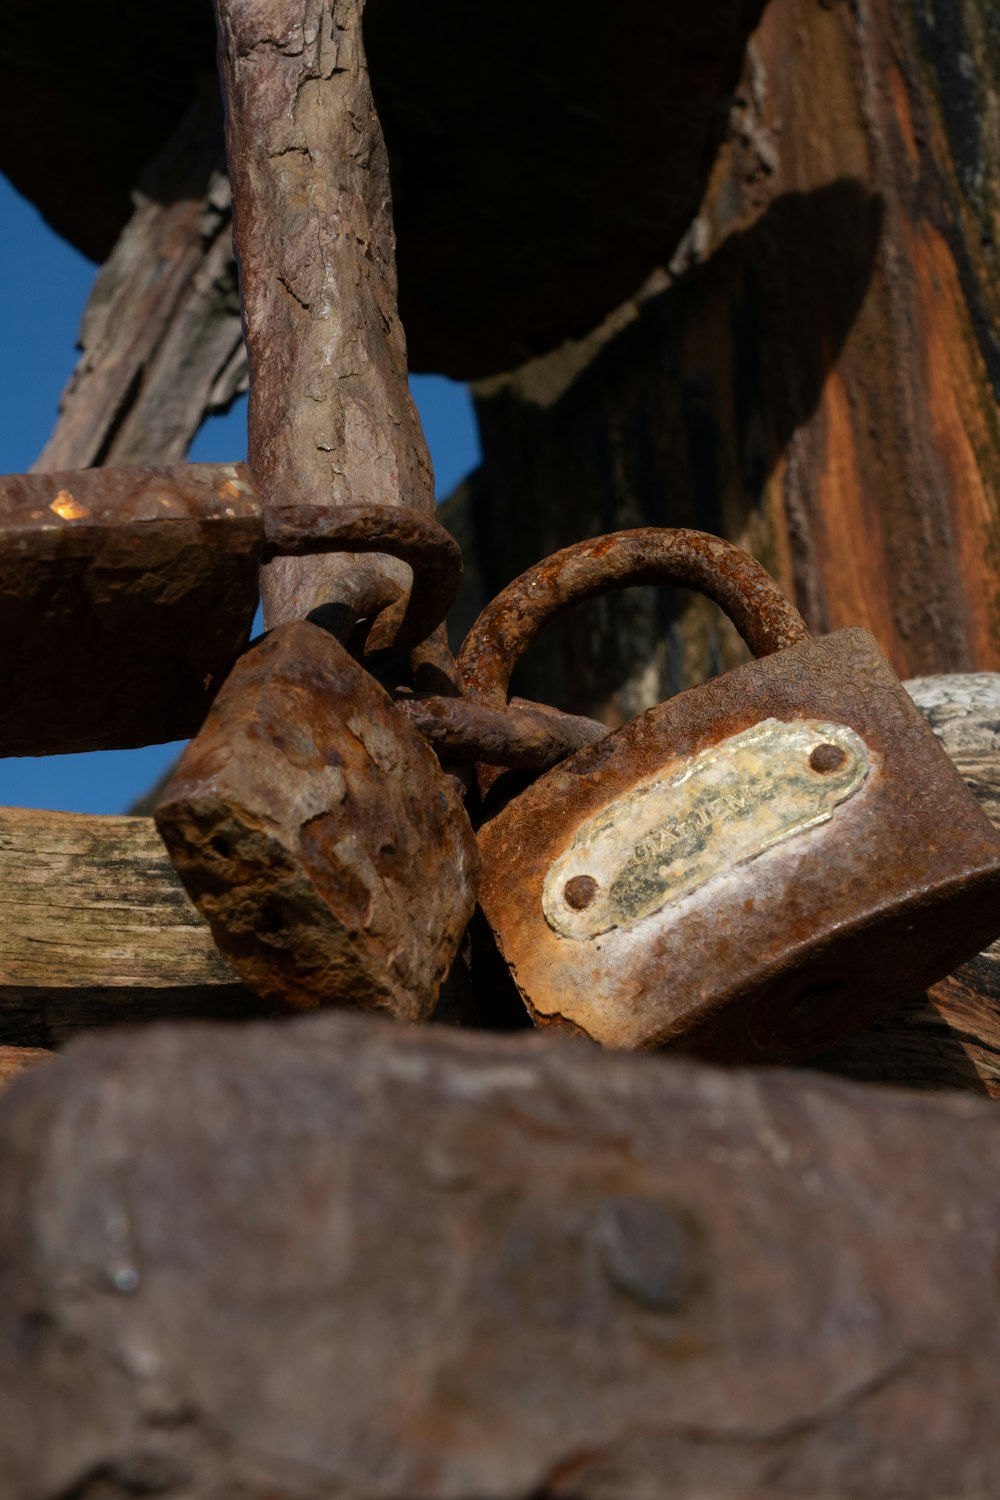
[220,479,243,499]
[753,0,871,192]
[913,221,1000,667]
[888,63,920,176]
[814,365,900,659]
[49,490,90,521]
[760,452,796,604]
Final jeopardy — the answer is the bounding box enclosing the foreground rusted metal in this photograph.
[3,1011,1000,1499]
[155,621,478,1017]
[0,464,462,755]
[463,532,1000,1058]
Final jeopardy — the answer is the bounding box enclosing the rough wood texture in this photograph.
[455,0,1000,718]
[33,91,246,473]
[4,1013,1000,1498]
[704,0,1000,677]
[155,621,478,1017]
[216,0,434,631]
[0,808,264,1048]
[813,674,1000,1095]
[0,1046,52,1092]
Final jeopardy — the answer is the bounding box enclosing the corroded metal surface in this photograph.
[215,0,438,637]
[0,461,261,754]
[262,501,462,655]
[477,628,1000,1058]
[0,466,463,755]
[0,0,768,378]
[4,1013,1000,1499]
[155,621,478,1017]
[542,718,872,939]
[458,528,811,707]
[397,694,606,769]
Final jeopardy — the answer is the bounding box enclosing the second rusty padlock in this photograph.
[156,509,478,1021]
[460,529,1000,1062]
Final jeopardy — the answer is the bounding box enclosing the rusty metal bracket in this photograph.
[261,501,462,655]
[397,694,607,771]
[0,463,461,756]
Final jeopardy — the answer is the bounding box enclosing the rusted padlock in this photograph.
[155,510,478,1022]
[460,529,1000,1061]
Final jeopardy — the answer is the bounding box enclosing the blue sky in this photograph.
[0,174,480,814]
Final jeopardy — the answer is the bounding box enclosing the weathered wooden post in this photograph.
[2,6,1000,1495]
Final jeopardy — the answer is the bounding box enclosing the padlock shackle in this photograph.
[458,528,810,704]
[262,503,462,655]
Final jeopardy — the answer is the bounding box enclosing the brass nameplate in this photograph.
[543,718,872,939]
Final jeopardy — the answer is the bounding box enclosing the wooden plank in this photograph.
[813,674,1000,1095]
[0,1045,52,1090]
[0,807,265,1047]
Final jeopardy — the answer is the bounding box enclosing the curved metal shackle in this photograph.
[262,502,462,655]
[458,528,811,705]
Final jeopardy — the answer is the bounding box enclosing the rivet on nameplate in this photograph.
[542,719,873,940]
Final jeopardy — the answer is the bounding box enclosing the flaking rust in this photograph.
[0,461,260,755]
[156,621,479,1018]
[542,719,873,939]
[0,459,463,757]
[478,631,1000,1059]
[462,531,1000,1061]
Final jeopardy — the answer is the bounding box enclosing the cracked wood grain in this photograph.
[215,0,435,630]
[0,1046,51,1089]
[0,808,266,1048]
[812,673,1000,1095]
[32,90,246,473]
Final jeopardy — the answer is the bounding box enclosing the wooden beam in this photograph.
[32,89,245,474]
[813,674,1000,1096]
[0,1045,52,1088]
[0,807,266,1047]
